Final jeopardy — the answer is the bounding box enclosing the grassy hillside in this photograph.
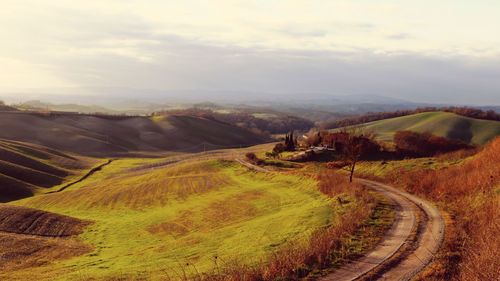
[0,139,97,202]
[0,112,268,156]
[2,159,358,280]
[360,111,500,145]
[355,137,499,280]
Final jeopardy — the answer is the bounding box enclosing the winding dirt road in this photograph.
[235,159,444,281]
[320,179,445,281]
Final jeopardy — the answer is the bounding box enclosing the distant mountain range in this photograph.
[2,88,498,121]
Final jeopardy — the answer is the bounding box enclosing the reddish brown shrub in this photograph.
[394,131,471,157]
[245,152,257,162]
[383,137,500,280]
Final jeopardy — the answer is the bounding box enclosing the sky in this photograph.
[1,0,500,105]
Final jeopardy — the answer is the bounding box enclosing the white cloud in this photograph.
[0,0,499,104]
[0,58,74,89]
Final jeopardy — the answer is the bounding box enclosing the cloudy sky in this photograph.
[1,0,500,104]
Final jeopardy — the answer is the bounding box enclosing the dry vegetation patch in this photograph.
[357,137,500,280]
[0,232,92,277]
[24,161,235,210]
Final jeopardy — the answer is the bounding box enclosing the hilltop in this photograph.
[360,111,500,145]
[0,112,269,156]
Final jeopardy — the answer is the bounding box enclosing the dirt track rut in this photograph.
[320,179,444,281]
[235,159,444,281]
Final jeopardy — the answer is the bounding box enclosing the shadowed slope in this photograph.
[0,140,94,202]
[0,112,268,156]
[0,174,35,202]
[360,112,500,145]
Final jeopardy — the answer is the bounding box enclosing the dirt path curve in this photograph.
[234,159,444,281]
[320,179,445,281]
[47,159,114,193]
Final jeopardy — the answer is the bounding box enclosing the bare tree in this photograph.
[338,126,378,182]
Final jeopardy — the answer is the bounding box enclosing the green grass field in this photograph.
[9,158,355,280]
[359,111,500,145]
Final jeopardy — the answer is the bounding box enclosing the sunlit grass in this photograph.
[12,159,350,280]
[355,156,466,178]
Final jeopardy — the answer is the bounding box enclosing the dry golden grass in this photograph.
[366,137,500,280]
[0,203,92,280]
[0,232,92,278]
[24,161,234,210]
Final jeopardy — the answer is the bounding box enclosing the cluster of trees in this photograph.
[394,131,471,157]
[301,129,380,154]
[266,144,285,159]
[154,108,313,135]
[284,131,296,151]
[299,128,381,182]
[326,129,380,182]
[323,129,472,181]
[323,107,500,129]
[265,131,297,159]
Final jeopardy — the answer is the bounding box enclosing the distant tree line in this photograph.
[322,107,500,129]
[154,108,314,135]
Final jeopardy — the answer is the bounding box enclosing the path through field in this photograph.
[320,179,444,281]
[236,159,445,281]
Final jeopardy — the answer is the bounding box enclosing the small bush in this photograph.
[245,152,257,161]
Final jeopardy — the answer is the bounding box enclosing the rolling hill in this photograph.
[0,112,268,156]
[360,111,500,145]
[2,158,351,280]
[0,139,97,202]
